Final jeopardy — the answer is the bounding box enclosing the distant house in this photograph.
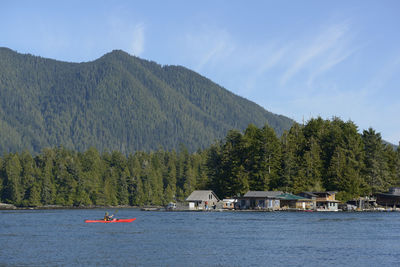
[239,191,283,210]
[313,192,340,211]
[186,190,220,210]
[222,199,237,210]
[277,193,314,210]
[376,187,400,208]
[298,192,318,210]
[346,197,377,210]
[299,192,340,211]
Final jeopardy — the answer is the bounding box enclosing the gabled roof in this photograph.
[186,190,220,202]
[243,191,283,198]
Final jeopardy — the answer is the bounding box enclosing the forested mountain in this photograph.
[0,47,293,154]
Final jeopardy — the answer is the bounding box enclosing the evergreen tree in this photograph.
[127,154,144,205]
[362,128,390,194]
[37,148,56,205]
[19,150,36,204]
[279,123,306,192]
[299,137,323,192]
[162,153,177,203]
[26,182,41,207]
[3,153,22,204]
[79,147,103,205]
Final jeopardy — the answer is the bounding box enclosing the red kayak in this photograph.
[85,218,136,223]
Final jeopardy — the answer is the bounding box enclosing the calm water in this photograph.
[1,209,400,266]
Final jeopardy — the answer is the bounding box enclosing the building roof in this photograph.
[299,192,318,198]
[222,199,237,202]
[186,190,220,202]
[388,187,400,195]
[243,191,283,198]
[316,200,341,203]
[277,193,311,201]
[376,193,400,198]
[312,191,337,196]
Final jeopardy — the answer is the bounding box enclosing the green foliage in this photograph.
[0,146,211,207]
[206,118,400,199]
[0,91,398,207]
[3,153,23,204]
[362,128,391,194]
[0,47,293,154]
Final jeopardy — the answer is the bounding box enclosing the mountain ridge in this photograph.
[0,47,294,153]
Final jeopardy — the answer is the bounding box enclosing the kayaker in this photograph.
[104,212,114,221]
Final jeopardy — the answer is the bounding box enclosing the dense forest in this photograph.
[0,47,293,154]
[1,117,399,207]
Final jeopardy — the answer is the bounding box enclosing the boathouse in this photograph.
[313,192,339,211]
[299,191,339,211]
[222,199,237,210]
[376,187,400,208]
[298,192,318,209]
[277,193,314,210]
[238,191,283,210]
[186,190,220,210]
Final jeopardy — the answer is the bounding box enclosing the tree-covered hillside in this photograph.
[0,47,293,154]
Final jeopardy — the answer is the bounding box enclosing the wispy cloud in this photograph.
[241,43,290,93]
[107,16,145,56]
[280,22,354,86]
[363,53,400,94]
[130,23,145,56]
[184,28,235,71]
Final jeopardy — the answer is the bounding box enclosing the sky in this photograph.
[1,0,399,144]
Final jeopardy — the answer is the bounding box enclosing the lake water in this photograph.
[1,209,400,266]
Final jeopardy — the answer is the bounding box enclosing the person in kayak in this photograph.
[104,212,114,221]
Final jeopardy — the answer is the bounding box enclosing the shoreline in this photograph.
[1,203,399,212]
[0,203,141,211]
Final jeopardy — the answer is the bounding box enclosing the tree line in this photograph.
[1,117,399,207]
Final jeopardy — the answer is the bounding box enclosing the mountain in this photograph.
[0,47,294,153]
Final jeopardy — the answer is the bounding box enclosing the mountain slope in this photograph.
[0,47,294,153]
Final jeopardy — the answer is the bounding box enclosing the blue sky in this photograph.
[1,0,399,144]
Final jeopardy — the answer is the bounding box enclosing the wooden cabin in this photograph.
[313,192,340,211]
[238,191,283,210]
[222,199,237,210]
[376,187,400,208]
[299,191,339,211]
[186,190,220,210]
[277,193,314,210]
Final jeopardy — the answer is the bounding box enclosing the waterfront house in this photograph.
[376,187,400,208]
[222,199,237,210]
[298,191,339,211]
[313,192,340,211]
[186,190,220,210]
[238,191,283,210]
[277,193,314,210]
[298,192,317,210]
[346,197,377,210]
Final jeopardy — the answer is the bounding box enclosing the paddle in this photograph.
[111,209,118,220]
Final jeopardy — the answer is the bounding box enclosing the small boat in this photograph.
[166,202,177,211]
[85,218,136,223]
